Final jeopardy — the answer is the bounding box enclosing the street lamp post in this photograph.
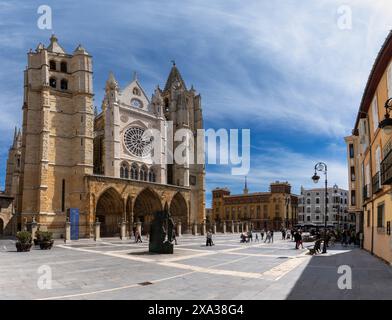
[312,162,328,254]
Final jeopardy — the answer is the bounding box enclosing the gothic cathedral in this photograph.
[3,35,205,238]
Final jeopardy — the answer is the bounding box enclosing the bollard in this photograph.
[212,223,217,234]
[65,220,71,244]
[231,221,235,233]
[193,223,198,235]
[177,221,182,237]
[120,221,127,240]
[31,218,38,241]
[222,221,226,234]
[94,220,101,241]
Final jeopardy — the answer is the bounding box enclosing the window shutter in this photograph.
[372,97,379,132]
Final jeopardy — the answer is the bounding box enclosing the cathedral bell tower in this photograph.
[19,35,94,235]
[161,62,205,224]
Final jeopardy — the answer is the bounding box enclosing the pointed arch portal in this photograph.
[169,192,188,226]
[95,188,123,237]
[133,188,163,234]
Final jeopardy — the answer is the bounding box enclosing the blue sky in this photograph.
[0,0,391,207]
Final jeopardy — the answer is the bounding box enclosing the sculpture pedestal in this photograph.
[149,241,173,254]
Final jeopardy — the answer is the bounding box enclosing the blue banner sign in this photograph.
[70,208,79,240]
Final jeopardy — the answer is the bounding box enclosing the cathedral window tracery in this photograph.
[120,162,129,179]
[131,163,138,180]
[124,127,152,157]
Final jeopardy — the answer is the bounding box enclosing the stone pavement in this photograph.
[0,234,391,300]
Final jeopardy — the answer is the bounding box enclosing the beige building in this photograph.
[345,31,392,263]
[211,181,298,231]
[3,35,205,238]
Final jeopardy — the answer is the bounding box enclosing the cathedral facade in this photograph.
[2,35,205,238]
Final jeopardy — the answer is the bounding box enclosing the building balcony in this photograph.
[372,172,382,194]
[381,148,392,185]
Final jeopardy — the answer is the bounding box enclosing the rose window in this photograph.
[124,127,152,157]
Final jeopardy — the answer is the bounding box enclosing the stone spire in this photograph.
[74,43,88,55]
[243,176,249,194]
[164,62,187,91]
[47,34,65,54]
[106,71,119,91]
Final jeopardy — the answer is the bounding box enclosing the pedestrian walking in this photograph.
[135,230,142,243]
[172,229,178,245]
[270,230,274,243]
[281,229,286,240]
[206,230,213,246]
[298,231,304,249]
[255,233,259,242]
[264,230,271,243]
[260,229,265,240]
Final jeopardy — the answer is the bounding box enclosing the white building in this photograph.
[298,184,355,229]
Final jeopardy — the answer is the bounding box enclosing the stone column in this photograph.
[212,223,217,234]
[222,221,226,234]
[192,223,198,235]
[94,219,101,241]
[245,222,249,232]
[64,219,71,244]
[177,221,182,237]
[231,221,235,233]
[201,222,206,236]
[120,220,127,240]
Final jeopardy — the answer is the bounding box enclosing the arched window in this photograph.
[49,60,56,71]
[140,166,148,181]
[131,163,138,180]
[60,79,68,90]
[60,61,67,73]
[148,169,156,182]
[132,87,140,96]
[49,77,57,88]
[120,163,129,179]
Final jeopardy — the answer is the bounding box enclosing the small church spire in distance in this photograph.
[243,176,249,194]
[171,59,176,66]
[133,71,138,81]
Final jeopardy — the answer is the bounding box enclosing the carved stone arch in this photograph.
[133,187,163,235]
[169,192,188,226]
[95,187,124,237]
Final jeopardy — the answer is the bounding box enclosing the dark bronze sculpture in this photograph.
[149,210,174,254]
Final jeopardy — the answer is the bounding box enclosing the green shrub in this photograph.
[39,231,53,242]
[16,231,32,244]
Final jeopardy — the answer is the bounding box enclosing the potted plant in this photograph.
[16,231,32,252]
[34,230,41,246]
[39,231,54,250]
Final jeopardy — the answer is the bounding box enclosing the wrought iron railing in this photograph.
[381,148,392,185]
[372,172,382,194]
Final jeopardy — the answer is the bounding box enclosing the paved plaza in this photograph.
[1,234,392,300]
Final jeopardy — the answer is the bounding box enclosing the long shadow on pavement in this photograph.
[287,246,392,300]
